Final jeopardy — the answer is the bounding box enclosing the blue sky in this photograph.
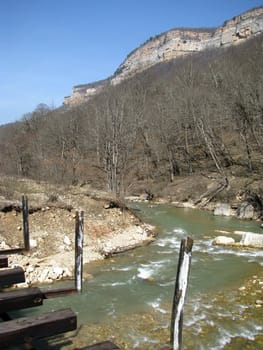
[0,0,262,125]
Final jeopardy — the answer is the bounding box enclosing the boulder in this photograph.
[214,203,231,216]
[240,232,263,248]
[212,236,235,246]
[237,202,254,219]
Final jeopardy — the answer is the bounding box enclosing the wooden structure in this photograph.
[0,196,193,349]
[0,260,78,349]
[170,237,193,350]
[0,199,82,348]
[0,309,77,348]
[0,266,25,287]
[0,258,121,350]
[75,210,84,292]
[0,198,120,349]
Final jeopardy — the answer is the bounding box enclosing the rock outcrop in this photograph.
[64,6,263,106]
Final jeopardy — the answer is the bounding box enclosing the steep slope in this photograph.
[64,6,263,106]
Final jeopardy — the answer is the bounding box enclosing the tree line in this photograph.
[0,34,262,198]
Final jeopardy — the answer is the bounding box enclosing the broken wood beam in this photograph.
[0,308,77,348]
[0,255,8,268]
[0,287,43,313]
[0,266,25,287]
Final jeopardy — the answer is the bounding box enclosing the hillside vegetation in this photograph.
[0,35,262,215]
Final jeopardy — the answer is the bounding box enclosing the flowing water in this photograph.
[12,203,263,349]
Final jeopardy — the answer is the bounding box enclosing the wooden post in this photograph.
[22,195,30,251]
[170,237,193,350]
[75,210,84,292]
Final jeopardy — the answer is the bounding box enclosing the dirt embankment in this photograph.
[0,177,155,286]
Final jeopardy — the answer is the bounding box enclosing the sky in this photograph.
[0,0,262,125]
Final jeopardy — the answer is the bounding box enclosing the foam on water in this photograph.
[147,298,167,314]
[137,265,154,279]
[155,235,180,248]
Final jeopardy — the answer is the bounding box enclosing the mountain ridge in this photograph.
[64,6,263,106]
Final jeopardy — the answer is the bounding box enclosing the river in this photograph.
[12,203,263,349]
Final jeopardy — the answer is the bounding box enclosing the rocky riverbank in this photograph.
[5,222,154,287]
[0,175,262,287]
[0,177,155,287]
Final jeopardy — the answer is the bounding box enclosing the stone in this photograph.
[237,201,254,219]
[239,286,246,291]
[0,241,6,249]
[214,203,231,216]
[63,235,71,246]
[53,266,64,276]
[29,238,38,248]
[240,232,263,248]
[212,236,235,245]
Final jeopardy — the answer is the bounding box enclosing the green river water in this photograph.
[10,203,263,349]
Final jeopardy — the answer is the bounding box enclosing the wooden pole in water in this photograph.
[22,195,30,251]
[170,237,193,350]
[75,210,84,292]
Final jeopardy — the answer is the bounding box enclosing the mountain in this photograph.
[64,6,263,106]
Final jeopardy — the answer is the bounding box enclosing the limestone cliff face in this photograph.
[64,6,263,106]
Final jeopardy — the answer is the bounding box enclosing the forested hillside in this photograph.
[0,34,262,207]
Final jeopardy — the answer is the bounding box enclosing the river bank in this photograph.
[34,202,262,350]
[0,177,155,287]
[0,175,262,287]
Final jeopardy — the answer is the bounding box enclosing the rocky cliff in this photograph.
[64,6,263,106]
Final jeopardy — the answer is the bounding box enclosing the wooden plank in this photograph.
[80,341,121,350]
[0,266,25,287]
[0,256,8,268]
[43,287,77,298]
[0,287,43,312]
[0,248,23,255]
[0,308,77,347]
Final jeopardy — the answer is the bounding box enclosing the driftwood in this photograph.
[194,177,228,207]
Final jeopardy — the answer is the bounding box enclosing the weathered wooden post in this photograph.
[170,237,193,350]
[22,195,30,251]
[75,210,84,292]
